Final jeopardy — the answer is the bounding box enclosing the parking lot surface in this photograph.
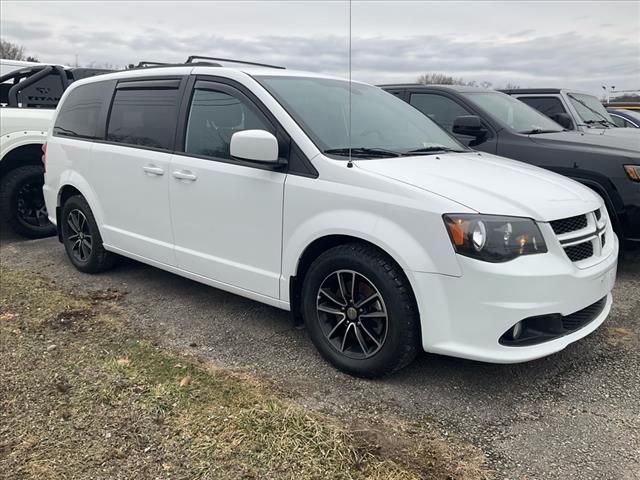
[1,226,638,480]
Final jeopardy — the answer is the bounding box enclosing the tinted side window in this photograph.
[185,88,273,160]
[53,81,111,139]
[518,96,567,116]
[107,87,180,150]
[409,93,472,131]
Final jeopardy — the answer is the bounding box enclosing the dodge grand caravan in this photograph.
[43,60,618,377]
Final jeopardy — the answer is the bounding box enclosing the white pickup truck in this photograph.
[0,62,110,237]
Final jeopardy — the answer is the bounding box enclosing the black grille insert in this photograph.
[595,209,602,221]
[562,297,607,331]
[551,214,588,235]
[565,241,593,262]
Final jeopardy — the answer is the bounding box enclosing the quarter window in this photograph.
[107,87,180,150]
[409,93,473,132]
[53,81,111,139]
[185,88,273,160]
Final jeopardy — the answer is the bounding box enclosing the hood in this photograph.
[354,152,601,221]
[580,126,640,139]
[529,129,640,154]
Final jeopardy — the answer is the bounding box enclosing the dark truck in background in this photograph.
[381,84,640,245]
[0,63,112,237]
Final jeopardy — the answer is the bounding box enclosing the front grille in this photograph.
[562,296,607,331]
[565,241,594,262]
[595,209,602,221]
[551,214,588,235]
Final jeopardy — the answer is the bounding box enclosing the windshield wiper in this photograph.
[323,147,402,158]
[403,146,467,155]
[520,128,562,135]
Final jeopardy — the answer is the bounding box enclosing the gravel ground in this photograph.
[1,225,638,480]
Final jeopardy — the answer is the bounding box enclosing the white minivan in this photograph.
[43,60,618,377]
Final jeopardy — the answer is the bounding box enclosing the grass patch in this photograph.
[0,266,489,479]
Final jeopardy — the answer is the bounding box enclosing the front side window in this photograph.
[518,96,567,117]
[185,88,273,160]
[107,87,180,150]
[568,93,615,126]
[610,115,629,128]
[463,92,564,134]
[409,93,474,132]
[53,81,111,139]
[256,76,464,158]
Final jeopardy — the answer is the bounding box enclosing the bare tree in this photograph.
[416,73,466,85]
[1,38,26,60]
[504,82,521,90]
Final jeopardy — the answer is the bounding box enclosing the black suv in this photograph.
[381,84,640,245]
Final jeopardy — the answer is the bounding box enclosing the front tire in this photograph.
[61,195,115,273]
[301,243,421,378]
[0,165,56,238]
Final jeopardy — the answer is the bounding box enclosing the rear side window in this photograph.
[107,86,180,150]
[53,81,111,139]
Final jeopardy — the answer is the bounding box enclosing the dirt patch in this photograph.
[0,266,490,480]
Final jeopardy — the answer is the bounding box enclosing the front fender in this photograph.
[280,208,462,303]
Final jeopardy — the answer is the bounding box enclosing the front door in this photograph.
[169,81,286,299]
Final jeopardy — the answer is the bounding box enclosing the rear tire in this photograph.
[0,165,56,238]
[61,195,115,273]
[301,243,421,378]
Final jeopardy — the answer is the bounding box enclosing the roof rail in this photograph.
[130,61,171,69]
[185,56,285,70]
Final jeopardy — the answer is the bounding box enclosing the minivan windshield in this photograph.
[568,92,615,127]
[256,76,466,158]
[462,91,564,134]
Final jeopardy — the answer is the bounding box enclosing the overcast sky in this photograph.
[2,1,638,95]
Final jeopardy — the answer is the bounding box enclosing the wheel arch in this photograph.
[0,142,44,180]
[54,176,108,243]
[287,234,422,328]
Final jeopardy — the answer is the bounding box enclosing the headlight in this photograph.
[443,214,547,262]
[623,165,640,182]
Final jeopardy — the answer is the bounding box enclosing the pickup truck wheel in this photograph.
[0,165,56,238]
[301,243,421,378]
[61,195,115,273]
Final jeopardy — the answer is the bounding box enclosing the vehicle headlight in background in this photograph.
[623,165,640,182]
[444,214,547,262]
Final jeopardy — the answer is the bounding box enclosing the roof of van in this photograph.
[68,64,366,86]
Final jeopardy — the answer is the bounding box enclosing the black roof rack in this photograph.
[132,61,171,68]
[185,56,285,70]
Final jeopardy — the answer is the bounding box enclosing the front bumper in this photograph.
[413,233,618,363]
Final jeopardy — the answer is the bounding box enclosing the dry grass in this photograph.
[0,266,490,480]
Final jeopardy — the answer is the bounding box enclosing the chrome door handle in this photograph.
[172,170,197,181]
[143,165,164,176]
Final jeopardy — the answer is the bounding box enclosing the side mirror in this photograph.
[549,112,573,130]
[452,115,488,140]
[230,130,279,163]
